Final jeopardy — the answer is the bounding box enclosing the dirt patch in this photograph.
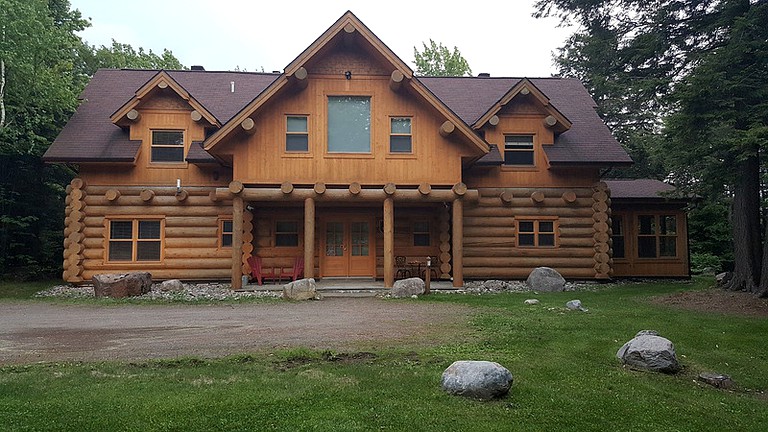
[650,288,768,318]
[0,298,473,365]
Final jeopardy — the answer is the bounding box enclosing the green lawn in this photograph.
[1,278,766,431]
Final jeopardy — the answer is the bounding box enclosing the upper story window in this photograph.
[504,135,534,166]
[390,117,412,153]
[328,96,370,153]
[286,115,309,152]
[517,218,556,247]
[638,215,677,258]
[108,219,162,262]
[151,130,184,163]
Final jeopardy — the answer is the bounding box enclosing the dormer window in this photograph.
[504,135,534,166]
[151,130,184,163]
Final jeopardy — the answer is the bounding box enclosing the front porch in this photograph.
[221,181,478,290]
[237,278,458,297]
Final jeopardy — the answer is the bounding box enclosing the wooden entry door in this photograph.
[322,218,373,277]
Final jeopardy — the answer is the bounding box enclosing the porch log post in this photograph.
[231,196,244,289]
[384,197,394,288]
[304,197,315,279]
[452,198,464,288]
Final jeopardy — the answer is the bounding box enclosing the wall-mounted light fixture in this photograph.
[176,178,181,194]
[344,71,352,80]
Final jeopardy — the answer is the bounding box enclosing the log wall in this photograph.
[65,181,234,282]
[462,183,610,279]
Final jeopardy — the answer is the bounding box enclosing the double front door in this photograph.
[321,217,374,277]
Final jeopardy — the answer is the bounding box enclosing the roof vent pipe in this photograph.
[478,73,491,78]
[230,81,235,93]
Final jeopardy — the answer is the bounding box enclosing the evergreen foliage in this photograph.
[0,0,183,279]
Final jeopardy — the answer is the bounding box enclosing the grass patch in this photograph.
[0,280,61,300]
[1,278,767,431]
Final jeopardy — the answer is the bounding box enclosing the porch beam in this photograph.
[214,187,479,203]
[304,197,315,279]
[452,198,464,288]
[231,196,244,289]
[384,197,394,288]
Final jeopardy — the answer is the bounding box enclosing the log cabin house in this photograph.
[43,11,689,288]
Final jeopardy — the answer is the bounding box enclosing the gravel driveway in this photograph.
[0,299,471,365]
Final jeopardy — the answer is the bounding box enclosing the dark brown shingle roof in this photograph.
[605,179,676,199]
[43,69,278,163]
[419,77,632,166]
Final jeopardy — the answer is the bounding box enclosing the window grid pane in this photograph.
[110,221,133,240]
[276,221,299,247]
[137,241,161,261]
[138,220,161,239]
[151,130,184,163]
[504,135,534,166]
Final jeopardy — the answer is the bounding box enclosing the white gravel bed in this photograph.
[35,282,280,301]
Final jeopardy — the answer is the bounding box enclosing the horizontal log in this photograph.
[478,187,593,198]
[165,238,218,248]
[85,206,225,216]
[463,257,597,268]
[478,197,595,208]
[83,257,232,270]
[464,216,516,227]
[175,190,189,202]
[464,267,598,279]
[70,178,86,190]
[463,226,516,237]
[465,206,594,218]
[83,249,103,260]
[85,195,220,207]
[463,238,516,248]
[164,248,231,259]
[85,186,219,195]
[165,226,218,238]
[463,247,594,258]
[81,269,230,281]
[83,216,105,227]
[83,227,102,238]
[559,227,597,237]
[559,237,597,248]
[215,187,479,203]
[164,216,221,227]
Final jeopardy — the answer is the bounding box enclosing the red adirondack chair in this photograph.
[279,256,304,282]
[246,256,278,286]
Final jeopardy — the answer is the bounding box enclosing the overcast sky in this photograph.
[69,0,574,77]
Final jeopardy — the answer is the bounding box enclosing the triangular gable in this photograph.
[110,71,220,127]
[205,11,488,155]
[473,78,572,133]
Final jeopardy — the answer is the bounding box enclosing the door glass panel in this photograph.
[350,222,369,256]
[326,222,344,256]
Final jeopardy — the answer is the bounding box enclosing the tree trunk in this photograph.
[758,217,768,297]
[1,58,6,128]
[724,153,761,292]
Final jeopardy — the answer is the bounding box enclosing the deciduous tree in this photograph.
[413,39,472,77]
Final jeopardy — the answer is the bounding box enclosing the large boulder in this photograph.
[283,278,320,301]
[391,277,425,298]
[441,360,513,400]
[93,272,152,298]
[526,267,566,292]
[617,331,681,373]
